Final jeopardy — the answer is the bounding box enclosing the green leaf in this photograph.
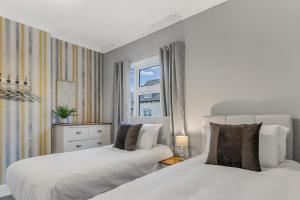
[53,105,77,118]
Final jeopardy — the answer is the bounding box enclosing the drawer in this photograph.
[98,137,110,145]
[64,140,88,152]
[65,127,89,141]
[64,139,107,152]
[86,139,110,148]
[89,126,111,138]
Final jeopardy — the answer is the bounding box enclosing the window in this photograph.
[139,66,160,87]
[138,93,160,117]
[143,109,152,117]
[144,94,151,99]
[130,55,161,117]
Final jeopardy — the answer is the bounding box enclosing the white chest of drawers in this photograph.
[52,123,112,153]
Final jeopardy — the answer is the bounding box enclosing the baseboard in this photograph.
[0,185,11,197]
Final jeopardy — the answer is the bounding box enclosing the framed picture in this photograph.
[56,80,76,108]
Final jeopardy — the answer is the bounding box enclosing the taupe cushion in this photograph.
[114,124,131,150]
[125,124,143,151]
[206,123,262,172]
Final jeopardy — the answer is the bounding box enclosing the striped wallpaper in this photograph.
[0,17,52,183]
[51,38,103,123]
[0,17,103,184]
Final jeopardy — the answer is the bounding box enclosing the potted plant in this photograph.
[53,105,77,124]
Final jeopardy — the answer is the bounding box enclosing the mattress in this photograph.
[89,153,300,200]
[6,145,173,200]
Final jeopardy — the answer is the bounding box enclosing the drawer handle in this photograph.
[76,145,82,148]
[97,130,102,133]
[76,132,82,135]
[97,142,102,145]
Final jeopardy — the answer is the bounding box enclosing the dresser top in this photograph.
[52,123,112,127]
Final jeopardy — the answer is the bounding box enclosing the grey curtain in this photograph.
[159,41,186,146]
[112,61,130,141]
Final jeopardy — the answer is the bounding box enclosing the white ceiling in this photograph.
[0,0,227,53]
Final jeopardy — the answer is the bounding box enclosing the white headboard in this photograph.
[202,115,293,159]
[126,117,171,146]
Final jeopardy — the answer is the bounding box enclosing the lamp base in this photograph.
[178,156,185,162]
[178,147,185,161]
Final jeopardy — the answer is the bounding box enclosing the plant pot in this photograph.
[59,117,69,124]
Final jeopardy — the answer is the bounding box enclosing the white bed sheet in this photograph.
[6,145,173,200]
[89,153,300,200]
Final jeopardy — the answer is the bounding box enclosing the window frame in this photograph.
[131,55,161,117]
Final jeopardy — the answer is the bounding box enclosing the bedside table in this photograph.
[159,156,182,168]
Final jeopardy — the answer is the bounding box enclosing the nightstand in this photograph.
[159,156,182,168]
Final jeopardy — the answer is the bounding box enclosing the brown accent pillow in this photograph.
[125,124,143,151]
[206,123,262,172]
[114,124,132,150]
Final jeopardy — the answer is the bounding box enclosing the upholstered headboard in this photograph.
[202,115,293,159]
[126,117,171,146]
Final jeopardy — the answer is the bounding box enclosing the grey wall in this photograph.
[103,0,300,161]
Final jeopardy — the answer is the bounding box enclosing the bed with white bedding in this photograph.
[89,153,300,200]
[89,114,299,200]
[6,144,173,200]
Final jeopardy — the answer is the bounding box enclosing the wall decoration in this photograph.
[51,38,103,124]
[0,73,41,101]
[56,80,76,108]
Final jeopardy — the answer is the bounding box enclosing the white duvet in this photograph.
[6,145,173,200]
[89,153,300,200]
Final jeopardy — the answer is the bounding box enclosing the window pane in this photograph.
[139,93,161,117]
[143,109,152,117]
[139,66,160,87]
[130,55,161,117]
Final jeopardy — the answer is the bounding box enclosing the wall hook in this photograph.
[15,75,19,85]
[24,77,28,85]
[0,73,40,102]
[7,74,11,83]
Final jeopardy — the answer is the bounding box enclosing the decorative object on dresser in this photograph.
[52,123,112,153]
[176,135,189,161]
[53,105,77,124]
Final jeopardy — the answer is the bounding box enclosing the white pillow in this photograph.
[136,124,162,150]
[203,124,289,168]
[203,125,211,154]
[260,125,289,162]
[259,126,280,167]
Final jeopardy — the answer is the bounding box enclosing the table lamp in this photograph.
[176,135,189,161]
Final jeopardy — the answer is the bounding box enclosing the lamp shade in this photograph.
[176,136,189,147]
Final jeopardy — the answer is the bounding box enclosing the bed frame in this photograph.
[127,115,293,159]
[202,115,293,159]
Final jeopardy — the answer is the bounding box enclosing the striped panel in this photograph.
[51,38,103,124]
[0,17,51,183]
[0,16,103,184]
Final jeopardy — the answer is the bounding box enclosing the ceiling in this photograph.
[0,0,227,53]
